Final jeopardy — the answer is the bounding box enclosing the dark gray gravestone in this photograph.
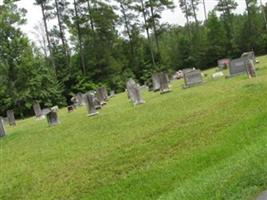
[86,92,99,116]
[0,117,6,137]
[159,72,171,94]
[229,58,247,76]
[218,58,230,70]
[152,73,160,92]
[42,108,59,126]
[6,110,16,126]
[126,79,145,105]
[33,101,43,118]
[241,51,256,64]
[183,69,203,88]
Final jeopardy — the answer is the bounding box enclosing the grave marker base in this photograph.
[88,112,99,117]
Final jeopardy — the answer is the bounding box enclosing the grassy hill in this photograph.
[1,56,267,200]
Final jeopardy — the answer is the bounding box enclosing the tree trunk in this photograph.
[191,0,198,24]
[120,2,134,56]
[74,0,86,74]
[54,0,69,58]
[202,0,207,20]
[40,2,56,70]
[149,0,160,53]
[140,0,156,68]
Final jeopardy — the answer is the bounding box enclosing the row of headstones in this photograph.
[126,69,204,105]
[218,51,257,78]
[0,87,113,138]
[127,51,257,105]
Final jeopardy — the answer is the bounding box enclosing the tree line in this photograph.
[1,0,267,117]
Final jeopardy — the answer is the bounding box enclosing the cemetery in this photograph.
[1,55,267,200]
[3,0,267,198]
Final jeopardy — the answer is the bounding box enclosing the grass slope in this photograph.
[1,56,267,200]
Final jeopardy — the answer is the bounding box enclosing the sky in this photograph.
[0,0,259,43]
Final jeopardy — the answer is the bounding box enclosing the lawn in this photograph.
[1,56,267,200]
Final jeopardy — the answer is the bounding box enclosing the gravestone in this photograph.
[102,87,109,101]
[76,93,86,106]
[33,101,43,118]
[6,110,16,126]
[42,108,60,126]
[126,79,145,105]
[159,72,171,94]
[246,59,256,78]
[152,73,160,92]
[96,88,106,105]
[229,57,247,76]
[218,58,230,70]
[183,69,203,88]
[109,90,115,98]
[0,117,6,137]
[86,92,99,116]
[241,51,256,64]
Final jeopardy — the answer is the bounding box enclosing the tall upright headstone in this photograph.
[6,110,16,126]
[241,51,256,64]
[183,69,203,88]
[0,117,6,137]
[96,88,106,105]
[102,87,109,101]
[246,59,256,78]
[126,79,145,105]
[152,73,160,92]
[86,92,99,117]
[33,101,43,118]
[159,72,171,94]
[42,108,60,126]
[229,57,247,76]
[76,93,86,106]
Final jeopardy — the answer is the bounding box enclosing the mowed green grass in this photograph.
[1,57,267,200]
